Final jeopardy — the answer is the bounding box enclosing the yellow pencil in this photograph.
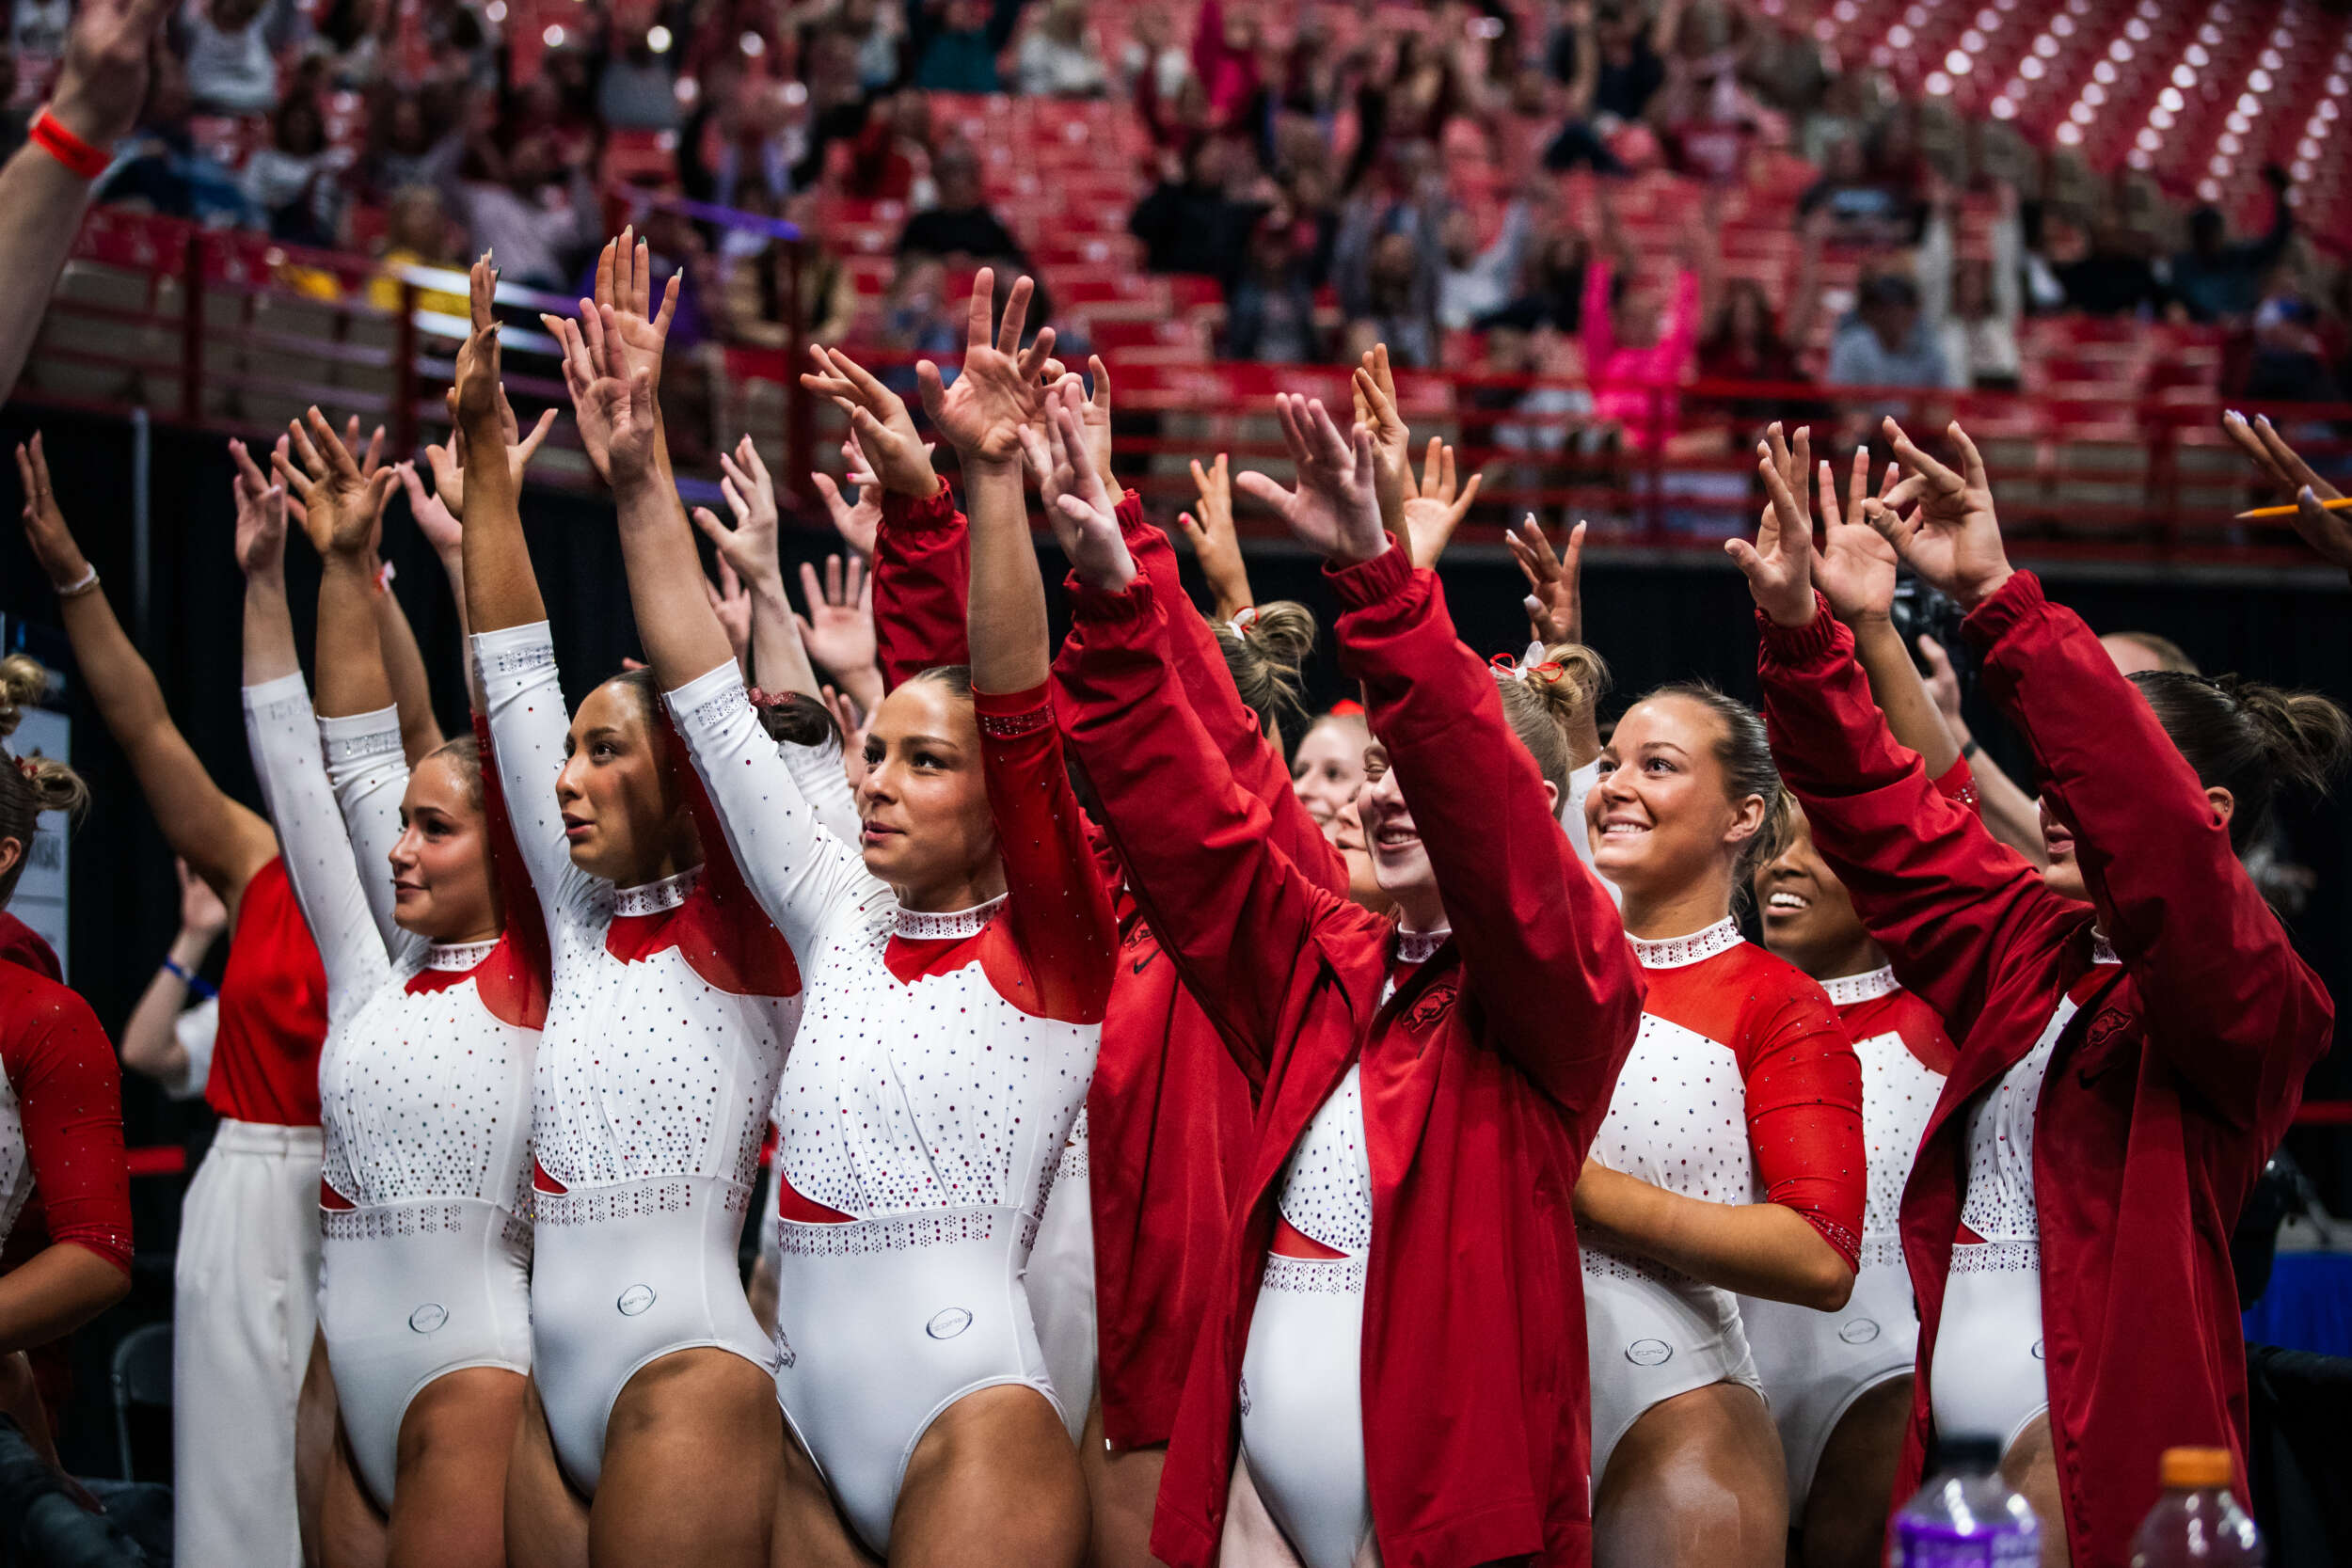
[2234,496,2352,521]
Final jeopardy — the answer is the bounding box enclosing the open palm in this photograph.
[915,268,1057,466]
[1872,418,2011,610]
[1812,446,1899,623]
[1235,394,1385,565]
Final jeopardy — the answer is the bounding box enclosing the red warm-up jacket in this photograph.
[1058,542,1645,1568]
[869,478,1349,1447]
[1756,576,2333,1568]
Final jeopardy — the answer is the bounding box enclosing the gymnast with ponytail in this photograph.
[1738,414,2345,1568]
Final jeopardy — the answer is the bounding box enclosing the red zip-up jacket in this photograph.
[870,476,1349,1446]
[1059,541,1645,1568]
[1755,575,2333,1568]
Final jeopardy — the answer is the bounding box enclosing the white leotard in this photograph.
[242,678,536,1512]
[1930,938,2122,1452]
[664,659,1109,1555]
[473,625,806,1494]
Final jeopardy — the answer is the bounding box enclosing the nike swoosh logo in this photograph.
[1130,947,1160,976]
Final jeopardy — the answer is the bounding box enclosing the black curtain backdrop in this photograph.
[3,406,2346,1459]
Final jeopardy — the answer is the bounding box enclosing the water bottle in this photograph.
[2129,1448,2264,1565]
[1891,1434,2042,1566]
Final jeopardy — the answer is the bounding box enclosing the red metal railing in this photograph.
[23,206,2352,566]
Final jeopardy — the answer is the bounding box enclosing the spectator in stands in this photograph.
[311,0,396,87]
[727,191,857,349]
[1225,204,1324,363]
[93,49,258,225]
[2032,209,2167,318]
[8,0,69,58]
[456,131,597,289]
[841,87,936,204]
[840,0,901,90]
[241,91,344,246]
[1189,0,1258,133]
[1474,321,1595,480]
[2237,289,2344,405]
[1918,176,2023,391]
[364,184,469,314]
[909,0,1027,93]
[596,24,685,132]
[1580,202,1704,451]
[1543,0,1677,172]
[1797,133,1920,249]
[361,87,465,204]
[1016,0,1105,97]
[1334,150,1446,368]
[1128,134,1265,280]
[1654,48,1783,186]
[1826,270,1949,394]
[2166,166,2295,325]
[1481,228,1593,335]
[895,137,1026,268]
[180,0,308,114]
[1695,214,1822,438]
[1438,191,1534,332]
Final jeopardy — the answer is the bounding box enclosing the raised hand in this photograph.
[1350,344,1410,529]
[1724,421,1819,626]
[397,460,461,563]
[915,267,1057,467]
[691,436,782,590]
[800,345,941,500]
[705,559,753,673]
[1234,394,1386,566]
[1041,353,1116,478]
[13,435,91,590]
[46,0,173,147]
[594,228,681,395]
[1177,451,1253,621]
[228,436,292,578]
[452,253,505,433]
[177,855,229,940]
[1398,436,1482,568]
[1507,515,1585,645]
[1812,445,1899,625]
[1017,379,1136,592]
[577,301,662,485]
[1869,418,2010,610]
[792,554,879,680]
[1917,635,1968,738]
[275,406,398,557]
[810,441,882,556]
[2220,409,2352,576]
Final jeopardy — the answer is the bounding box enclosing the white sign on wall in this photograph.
[6,706,72,979]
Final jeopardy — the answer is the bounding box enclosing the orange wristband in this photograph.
[29,108,110,180]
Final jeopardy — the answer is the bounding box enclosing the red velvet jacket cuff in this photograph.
[1754,594,1845,665]
[1323,539,1411,610]
[881,477,960,531]
[1114,488,1146,535]
[1066,575,1160,627]
[972,679,1053,736]
[1959,569,2044,650]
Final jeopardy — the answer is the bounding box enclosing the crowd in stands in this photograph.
[2,0,2348,451]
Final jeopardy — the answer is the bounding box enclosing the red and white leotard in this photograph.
[1742,964,1955,1500]
[1582,918,1865,1488]
[472,623,813,1494]
[0,963,132,1278]
[243,675,549,1510]
[661,658,1115,1557]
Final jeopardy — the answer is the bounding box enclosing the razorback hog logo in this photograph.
[1398,982,1459,1031]
[2085,1007,2130,1050]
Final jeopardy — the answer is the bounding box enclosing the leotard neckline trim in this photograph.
[614,867,699,918]
[1822,965,1899,1006]
[1394,927,1452,965]
[1629,917,1743,970]
[422,938,498,973]
[893,895,1008,941]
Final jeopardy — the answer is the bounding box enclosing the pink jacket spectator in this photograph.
[1581,261,1700,452]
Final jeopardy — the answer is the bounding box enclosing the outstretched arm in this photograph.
[15,436,278,909]
[0,0,173,402]
[916,268,1058,698]
[455,257,555,636]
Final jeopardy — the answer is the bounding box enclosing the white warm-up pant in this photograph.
[172,1119,323,1568]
